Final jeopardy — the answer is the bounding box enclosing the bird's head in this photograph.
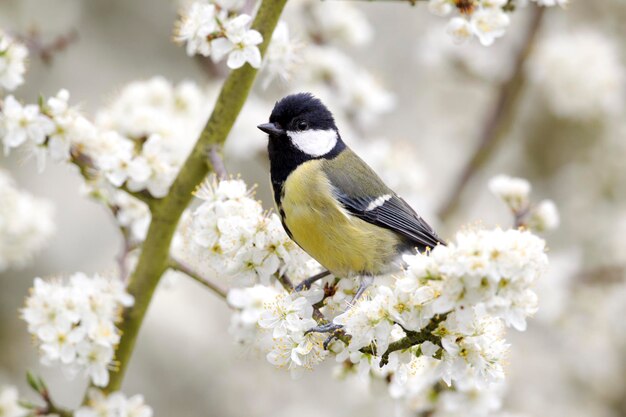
[258,93,343,159]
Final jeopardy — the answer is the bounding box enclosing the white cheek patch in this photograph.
[288,129,338,157]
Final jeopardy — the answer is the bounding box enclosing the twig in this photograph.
[276,273,295,291]
[69,146,156,208]
[277,273,327,322]
[169,257,228,299]
[25,372,72,417]
[100,0,288,395]
[208,145,229,180]
[437,6,545,222]
[116,228,138,282]
[16,29,79,65]
[295,270,331,291]
[375,314,446,366]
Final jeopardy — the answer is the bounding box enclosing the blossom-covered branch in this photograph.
[103,0,289,393]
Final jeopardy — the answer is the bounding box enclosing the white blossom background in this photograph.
[1,0,626,416]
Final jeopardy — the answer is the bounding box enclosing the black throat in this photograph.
[268,132,346,207]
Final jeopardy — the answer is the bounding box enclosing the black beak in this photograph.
[257,122,285,136]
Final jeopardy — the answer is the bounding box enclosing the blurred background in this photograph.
[1,0,626,416]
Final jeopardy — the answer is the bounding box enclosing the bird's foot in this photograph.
[305,322,343,334]
[295,270,331,292]
[305,323,345,350]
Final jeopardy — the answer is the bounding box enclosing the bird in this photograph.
[258,93,445,333]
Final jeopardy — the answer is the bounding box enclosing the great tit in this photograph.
[258,93,444,301]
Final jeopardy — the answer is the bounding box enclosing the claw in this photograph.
[323,333,341,350]
[295,270,331,292]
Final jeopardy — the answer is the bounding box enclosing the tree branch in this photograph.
[69,146,156,209]
[375,314,446,366]
[169,257,227,299]
[100,0,288,394]
[16,29,79,65]
[437,7,545,222]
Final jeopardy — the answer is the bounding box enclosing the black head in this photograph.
[259,93,337,136]
[258,93,346,199]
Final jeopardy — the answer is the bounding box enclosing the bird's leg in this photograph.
[295,270,331,291]
[305,275,375,348]
[350,275,374,306]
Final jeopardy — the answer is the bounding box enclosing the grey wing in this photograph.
[334,191,445,249]
[323,149,445,250]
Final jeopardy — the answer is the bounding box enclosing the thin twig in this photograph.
[16,29,79,65]
[437,6,546,222]
[208,145,229,180]
[69,146,156,208]
[169,257,228,299]
[116,228,138,282]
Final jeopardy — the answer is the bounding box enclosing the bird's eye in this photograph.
[297,121,308,131]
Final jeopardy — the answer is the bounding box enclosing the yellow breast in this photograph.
[280,160,402,277]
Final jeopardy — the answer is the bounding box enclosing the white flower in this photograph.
[175,1,219,56]
[259,293,316,338]
[0,96,55,155]
[529,199,560,232]
[0,31,28,91]
[334,289,394,354]
[298,46,394,127]
[212,14,263,69]
[21,273,134,387]
[262,21,301,87]
[439,310,508,387]
[527,30,624,120]
[228,284,280,344]
[0,170,55,272]
[94,77,212,196]
[470,8,510,46]
[429,0,453,16]
[266,331,328,378]
[0,386,27,417]
[76,389,153,417]
[489,174,531,212]
[446,17,473,44]
[303,1,373,47]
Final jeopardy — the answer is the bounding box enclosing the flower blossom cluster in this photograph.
[175,0,263,69]
[193,177,548,414]
[489,174,560,232]
[76,389,152,417]
[0,30,28,92]
[178,177,322,287]
[21,273,134,387]
[527,29,624,121]
[0,170,55,272]
[428,0,566,46]
[0,386,26,417]
[1,78,212,242]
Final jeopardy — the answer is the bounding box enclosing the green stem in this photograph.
[101,0,288,393]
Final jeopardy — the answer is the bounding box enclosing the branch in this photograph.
[169,257,227,299]
[69,147,156,209]
[437,7,545,222]
[100,0,288,394]
[16,29,79,65]
[25,372,73,417]
[375,315,446,366]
